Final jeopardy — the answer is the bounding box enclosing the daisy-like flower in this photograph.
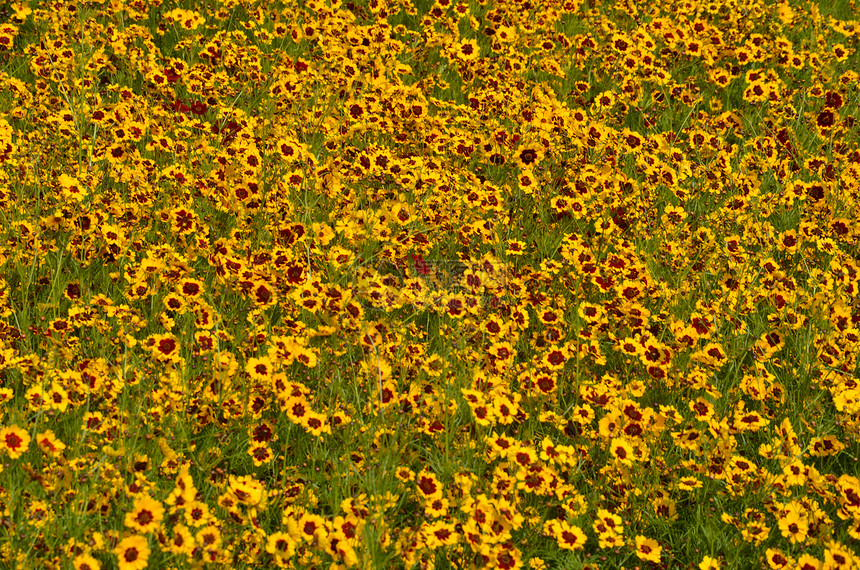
[150,333,181,363]
[518,168,537,194]
[289,512,327,544]
[532,373,557,396]
[266,531,297,561]
[284,395,311,424]
[36,429,66,458]
[455,38,480,61]
[415,470,443,502]
[184,500,212,527]
[47,382,70,412]
[545,520,586,550]
[251,280,276,307]
[609,437,635,466]
[177,278,204,300]
[246,356,273,382]
[777,503,809,544]
[515,145,543,169]
[0,425,30,459]
[58,173,88,202]
[424,497,449,518]
[166,524,195,556]
[765,548,791,569]
[424,520,459,548]
[114,535,150,570]
[195,524,223,554]
[302,411,331,436]
[73,554,101,570]
[795,554,821,570]
[162,293,187,313]
[229,474,267,508]
[125,496,165,533]
[635,535,662,563]
[506,239,527,256]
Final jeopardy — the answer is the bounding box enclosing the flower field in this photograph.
[0,0,859,567]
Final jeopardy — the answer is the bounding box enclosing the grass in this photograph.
[0,0,859,569]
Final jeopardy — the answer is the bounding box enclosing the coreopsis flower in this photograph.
[195,524,223,555]
[150,333,181,363]
[0,425,30,459]
[424,497,449,518]
[229,475,267,508]
[73,554,101,570]
[415,470,444,502]
[635,535,662,563]
[184,501,212,527]
[125,496,165,534]
[544,519,586,550]
[289,512,327,544]
[609,437,635,466]
[58,173,88,202]
[114,535,150,570]
[246,356,273,382]
[424,520,458,548]
[454,39,480,61]
[266,531,297,561]
[177,278,204,300]
[36,429,66,458]
[765,548,791,569]
[795,554,822,570]
[302,411,330,436]
[166,524,195,556]
[777,503,809,544]
[506,239,527,255]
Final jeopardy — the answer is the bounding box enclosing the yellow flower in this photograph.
[777,504,808,544]
[114,535,150,570]
[0,425,30,459]
[424,520,458,548]
[833,389,860,414]
[195,524,223,553]
[229,474,267,508]
[454,39,480,61]
[546,520,586,550]
[58,173,88,202]
[184,500,212,527]
[246,356,273,382]
[266,531,297,560]
[506,239,527,256]
[73,554,101,570]
[124,496,165,533]
[635,535,662,563]
[166,524,196,556]
[35,429,66,458]
[609,437,635,466]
